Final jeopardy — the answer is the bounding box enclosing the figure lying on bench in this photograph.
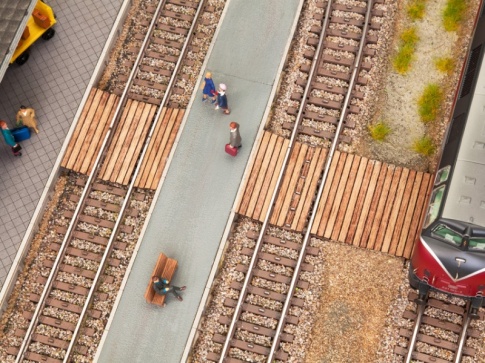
[151,276,186,302]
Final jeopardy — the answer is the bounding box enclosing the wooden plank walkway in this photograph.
[237,134,433,259]
[237,131,327,231]
[310,151,433,258]
[98,98,157,185]
[134,107,184,189]
[61,88,119,174]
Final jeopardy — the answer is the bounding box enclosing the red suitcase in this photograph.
[225,143,238,156]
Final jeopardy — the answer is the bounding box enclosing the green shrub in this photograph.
[407,0,426,20]
[413,136,435,156]
[435,57,455,74]
[418,84,443,123]
[392,27,419,74]
[368,122,390,141]
[443,0,467,31]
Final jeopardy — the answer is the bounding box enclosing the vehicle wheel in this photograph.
[42,28,55,40]
[15,52,29,65]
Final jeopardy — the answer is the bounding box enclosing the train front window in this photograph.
[435,165,450,185]
[432,224,462,246]
[424,185,446,228]
[469,237,485,250]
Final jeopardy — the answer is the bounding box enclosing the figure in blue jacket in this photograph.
[152,276,186,301]
[201,71,217,104]
[0,120,22,156]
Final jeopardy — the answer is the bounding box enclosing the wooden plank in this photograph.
[363,165,394,249]
[247,134,278,218]
[239,132,272,215]
[347,160,379,245]
[99,99,133,180]
[324,153,354,238]
[135,107,169,188]
[292,147,321,230]
[120,103,156,184]
[260,137,289,221]
[296,147,327,231]
[312,151,342,235]
[271,142,301,225]
[148,108,185,189]
[80,93,119,174]
[331,155,363,241]
[338,156,369,242]
[111,101,145,183]
[390,169,416,255]
[277,143,309,227]
[65,89,102,170]
[286,146,316,227]
[253,135,284,220]
[73,91,110,172]
[382,168,410,253]
[374,167,403,252]
[403,173,433,258]
[145,253,168,303]
[62,88,96,169]
[395,171,423,257]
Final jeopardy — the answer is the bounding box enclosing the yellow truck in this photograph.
[11,0,57,65]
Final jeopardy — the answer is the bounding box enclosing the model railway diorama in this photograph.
[0,0,484,362]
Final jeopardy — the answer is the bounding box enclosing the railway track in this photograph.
[6,0,215,362]
[395,291,483,363]
[204,0,385,361]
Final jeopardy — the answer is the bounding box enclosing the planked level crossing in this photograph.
[61,88,184,189]
[237,131,433,259]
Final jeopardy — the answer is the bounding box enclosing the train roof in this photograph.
[442,50,485,227]
[0,0,36,83]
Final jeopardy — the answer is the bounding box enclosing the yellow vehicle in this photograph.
[11,0,57,65]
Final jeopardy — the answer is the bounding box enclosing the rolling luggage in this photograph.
[225,143,238,157]
[12,126,31,142]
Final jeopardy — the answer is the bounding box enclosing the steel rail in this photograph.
[13,0,170,361]
[217,1,335,361]
[404,295,428,363]
[14,0,209,360]
[219,0,373,363]
[65,0,208,360]
[454,302,472,363]
[266,0,375,361]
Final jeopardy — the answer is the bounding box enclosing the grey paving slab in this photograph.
[97,0,301,362]
[0,0,122,287]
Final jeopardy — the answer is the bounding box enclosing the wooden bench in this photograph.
[144,253,178,306]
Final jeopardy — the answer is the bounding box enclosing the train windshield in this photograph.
[432,224,462,246]
[469,237,485,251]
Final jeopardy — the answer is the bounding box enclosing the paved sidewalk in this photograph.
[0,0,122,286]
[96,0,301,362]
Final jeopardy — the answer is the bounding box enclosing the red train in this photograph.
[408,5,485,315]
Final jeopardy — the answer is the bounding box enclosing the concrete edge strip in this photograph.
[93,0,236,360]
[0,0,132,315]
[180,1,305,361]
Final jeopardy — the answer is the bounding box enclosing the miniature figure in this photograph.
[229,122,242,149]
[216,83,230,114]
[200,72,217,104]
[16,105,39,133]
[0,121,22,156]
[151,276,186,302]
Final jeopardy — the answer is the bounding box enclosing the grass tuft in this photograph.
[392,27,419,74]
[435,57,455,74]
[413,136,436,156]
[368,122,391,141]
[418,84,443,123]
[443,0,467,31]
[407,0,426,20]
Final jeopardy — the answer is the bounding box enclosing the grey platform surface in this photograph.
[97,1,301,362]
[0,0,123,286]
